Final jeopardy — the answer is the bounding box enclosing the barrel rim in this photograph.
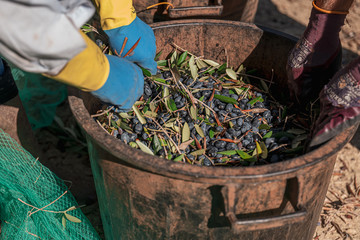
[68,19,358,181]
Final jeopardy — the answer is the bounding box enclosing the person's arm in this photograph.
[286,0,359,147]
[0,0,145,110]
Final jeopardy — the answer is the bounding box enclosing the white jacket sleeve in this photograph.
[0,0,95,75]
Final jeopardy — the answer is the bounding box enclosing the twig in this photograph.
[123,37,141,58]
[91,106,114,117]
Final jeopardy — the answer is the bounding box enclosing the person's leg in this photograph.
[287,0,355,103]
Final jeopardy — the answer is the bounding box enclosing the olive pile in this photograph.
[94,51,309,166]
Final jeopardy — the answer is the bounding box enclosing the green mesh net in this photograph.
[0,129,100,239]
[10,68,67,130]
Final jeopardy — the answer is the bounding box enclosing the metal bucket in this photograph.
[135,0,259,24]
[68,20,358,239]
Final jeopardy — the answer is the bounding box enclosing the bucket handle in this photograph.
[168,0,223,18]
[223,178,307,232]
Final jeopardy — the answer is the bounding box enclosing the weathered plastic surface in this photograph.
[135,0,259,24]
[68,20,358,240]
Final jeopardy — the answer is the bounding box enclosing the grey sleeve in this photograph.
[0,0,95,75]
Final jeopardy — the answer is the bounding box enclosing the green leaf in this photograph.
[190,149,206,156]
[203,59,220,67]
[214,94,238,104]
[236,150,253,159]
[152,135,162,153]
[189,55,198,80]
[132,106,147,125]
[248,96,264,106]
[182,122,190,143]
[168,98,178,111]
[262,131,273,139]
[64,213,82,223]
[153,78,167,84]
[199,95,205,102]
[259,141,268,159]
[170,51,178,64]
[174,154,185,162]
[157,60,167,66]
[226,68,237,79]
[155,50,163,61]
[209,129,215,139]
[218,150,237,156]
[255,142,263,156]
[141,67,152,77]
[217,63,227,73]
[136,140,154,156]
[194,124,205,138]
[259,124,271,130]
[177,51,188,66]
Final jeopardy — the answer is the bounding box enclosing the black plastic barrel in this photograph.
[68,20,358,240]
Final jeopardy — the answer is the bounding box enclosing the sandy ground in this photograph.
[24,0,360,239]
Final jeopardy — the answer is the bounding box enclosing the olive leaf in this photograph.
[190,149,206,156]
[64,212,82,223]
[152,135,162,153]
[132,106,147,125]
[259,141,268,159]
[179,139,194,150]
[189,55,198,80]
[203,59,220,67]
[218,150,237,156]
[196,59,207,69]
[182,122,190,143]
[168,98,178,112]
[170,51,178,65]
[236,150,253,159]
[236,64,244,74]
[214,94,238,104]
[226,68,237,80]
[209,129,215,139]
[62,216,66,229]
[249,96,264,106]
[262,131,273,139]
[174,154,185,162]
[190,106,197,120]
[177,51,188,66]
[136,140,155,156]
[157,60,167,66]
[194,124,205,138]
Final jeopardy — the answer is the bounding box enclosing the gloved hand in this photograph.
[104,17,157,75]
[91,55,144,111]
[286,7,345,103]
[309,57,360,148]
[48,32,143,111]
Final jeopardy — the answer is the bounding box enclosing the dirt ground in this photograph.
[26,0,360,239]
